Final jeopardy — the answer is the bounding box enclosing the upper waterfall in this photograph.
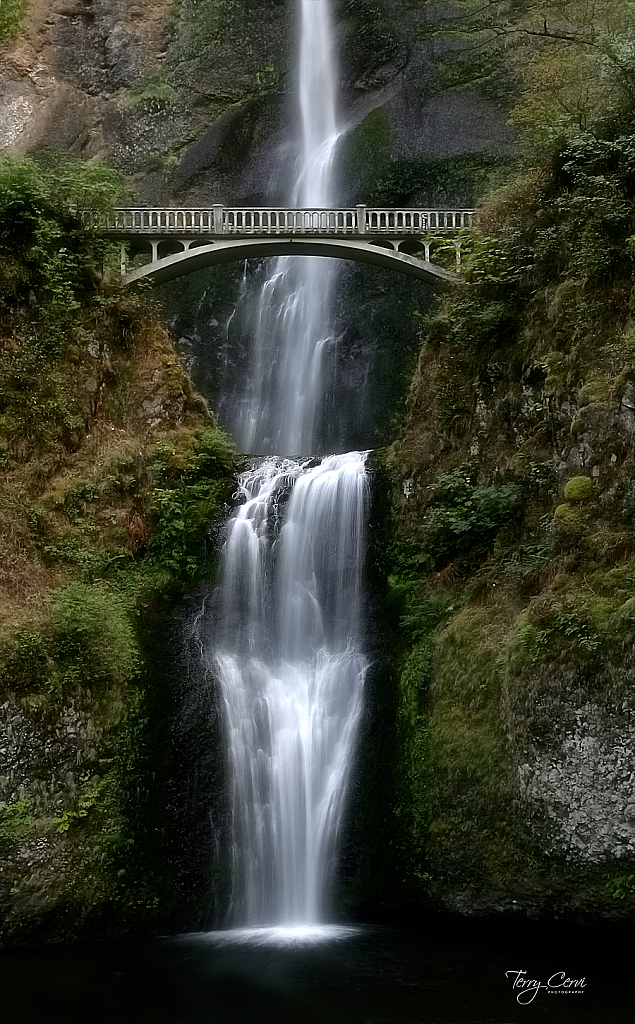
[228,0,342,457]
[297,0,340,208]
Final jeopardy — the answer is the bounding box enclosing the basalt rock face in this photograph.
[1,1,517,205]
[1,1,518,453]
[0,0,289,203]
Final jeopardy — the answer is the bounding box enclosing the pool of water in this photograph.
[0,918,630,1023]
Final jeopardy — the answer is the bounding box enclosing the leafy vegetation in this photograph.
[0,157,237,943]
[0,0,25,47]
[0,155,127,345]
[362,0,635,919]
[422,470,520,566]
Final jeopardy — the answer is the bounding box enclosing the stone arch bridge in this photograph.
[95,205,476,286]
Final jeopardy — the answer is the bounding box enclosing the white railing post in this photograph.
[356,205,367,235]
[213,204,224,234]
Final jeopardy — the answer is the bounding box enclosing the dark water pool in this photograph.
[0,919,630,1023]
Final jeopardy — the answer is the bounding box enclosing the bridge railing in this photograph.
[93,206,476,236]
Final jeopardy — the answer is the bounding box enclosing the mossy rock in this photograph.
[564,476,594,502]
[554,502,577,520]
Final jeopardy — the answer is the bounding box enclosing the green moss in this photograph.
[564,476,594,502]
[336,107,391,200]
[50,583,140,691]
[554,502,576,520]
[0,0,25,47]
[420,602,527,890]
[120,82,178,115]
[178,0,236,57]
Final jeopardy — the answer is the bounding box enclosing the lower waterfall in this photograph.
[213,453,369,925]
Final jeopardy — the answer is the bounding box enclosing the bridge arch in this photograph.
[122,237,459,287]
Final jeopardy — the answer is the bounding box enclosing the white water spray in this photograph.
[231,0,342,456]
[211,0,369,928]
[215,455,368,924]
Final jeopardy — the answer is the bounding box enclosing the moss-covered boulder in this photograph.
[564,476,595,502]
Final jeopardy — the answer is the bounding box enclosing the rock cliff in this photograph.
[3,0,635,940]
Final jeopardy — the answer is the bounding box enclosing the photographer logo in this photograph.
[505,970,587,1004]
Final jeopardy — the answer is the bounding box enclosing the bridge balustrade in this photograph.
[94,206,476,237]
[223,208,358,233]
[365,209,474,232]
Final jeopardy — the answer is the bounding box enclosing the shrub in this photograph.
[423,470,521,565]
[0,156,127,341]
[50,582,140,691]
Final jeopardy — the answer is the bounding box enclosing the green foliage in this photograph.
[53,775,112,834]
[422,275,521,357]
[428,2,635,148]
[149,425,236,484]
[0,156,127,343]
[0,0,25,46]
[49,583,140,691]
[145,426,235,584]
[513,614,603,663]
[148,481,223,581]
[423,470,520,564]
[0,158,238,937]
[376,1,635,915]
[507,584,629,669]
[605,871,635,900]
[0,799,32,848]
[0,583,140,696]
[564,475,594,501]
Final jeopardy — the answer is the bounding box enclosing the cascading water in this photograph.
[210,0,369,928]
[230,0,341,457]
[215,455,368,924]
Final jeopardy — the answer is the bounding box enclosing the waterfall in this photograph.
[215,455,368,924]
[230,0,341,457]
[210,0,369,928]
